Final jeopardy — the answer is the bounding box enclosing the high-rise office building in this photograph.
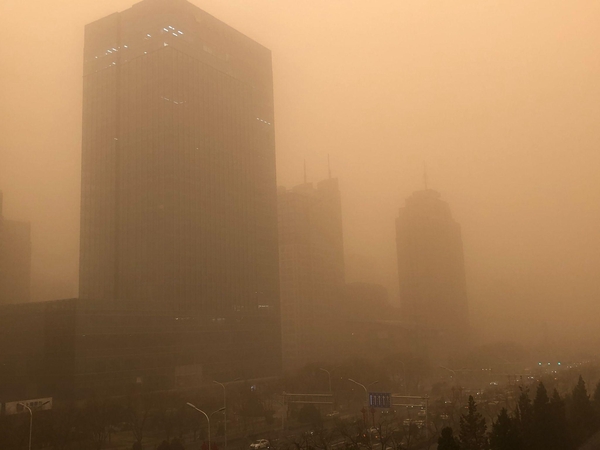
[395,189,469,358]
[278,177,345,371]
[79,0,281,384]
[0,191,32,305]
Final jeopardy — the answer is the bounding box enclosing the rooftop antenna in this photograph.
[327,154,332,179]
[303,159,307,184]
[423,163,428,190]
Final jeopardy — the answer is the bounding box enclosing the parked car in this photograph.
[250,439,270,449]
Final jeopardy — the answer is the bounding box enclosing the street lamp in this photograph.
[439,366,457,379]
[272,396,286,431]
[398,361,407,394]
[348,379,379,433]
[213,378,241,450]
[186,403,225,450]
[18,401,49,450]
[348,378,379,406]
[319,368,333,393]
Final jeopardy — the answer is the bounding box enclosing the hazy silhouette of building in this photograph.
[278,177,345,371]
[79,0,280,384]
[0,299,76,403]
[330,282,411,361]
[0,191,31,305]
[395,189,469,360]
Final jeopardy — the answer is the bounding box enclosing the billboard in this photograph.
[3,398,52,415]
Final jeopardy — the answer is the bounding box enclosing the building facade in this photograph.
[0,298,278,402]
[79,0,281,384]
[395,189,469,360]
[278,178,345,371]
[0,191,31,305]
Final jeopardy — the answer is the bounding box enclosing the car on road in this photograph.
[250,439,270,449]
[326,410,340,418]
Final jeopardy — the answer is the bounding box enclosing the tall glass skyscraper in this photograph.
[79,0,281,385]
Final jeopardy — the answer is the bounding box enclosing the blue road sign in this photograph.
[369,392,391,409]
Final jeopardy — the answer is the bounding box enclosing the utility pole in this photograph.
[187,403,224,450]
[18,400,49,450]
[213,378,240,450]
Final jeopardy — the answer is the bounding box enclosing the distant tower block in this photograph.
[278,176,345,371]
[395,188,469,360]
[0,190,31,305]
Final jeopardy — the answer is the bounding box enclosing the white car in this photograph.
[250,440,270,449]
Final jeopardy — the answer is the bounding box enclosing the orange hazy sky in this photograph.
[1,0,599,345]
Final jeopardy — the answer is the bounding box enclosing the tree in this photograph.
[311,423,339,450]
[514,387,534,450]
[158,440,172,450]
[372,417,397,450]
[298,404,322,427]
[458,396,488,450]
[519,382,570,450]
[152,401,180,443]
[547,389,569,450]
[532,382,551,450]
[45,403,81,450]
[81,396,121,450]
[489,408,520,450]
[568,375,595,446]
[336,419,370,450]
[171,437,186,450]
[591,380,600,426]
[126,393,155,449]
[438,427,460,450]
[240,390,265,431]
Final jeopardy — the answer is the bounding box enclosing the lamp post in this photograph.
[18,401,49,450]
[439,366,457,380]
[368,381,380,391]
[213,378,240,450]
[273,396,286,431]
[187,403,225,450]
[348,378,379,406]
[348,378,379,432]
[398,361,407,394]
[348,378,368,405]
[319,368,333,393]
